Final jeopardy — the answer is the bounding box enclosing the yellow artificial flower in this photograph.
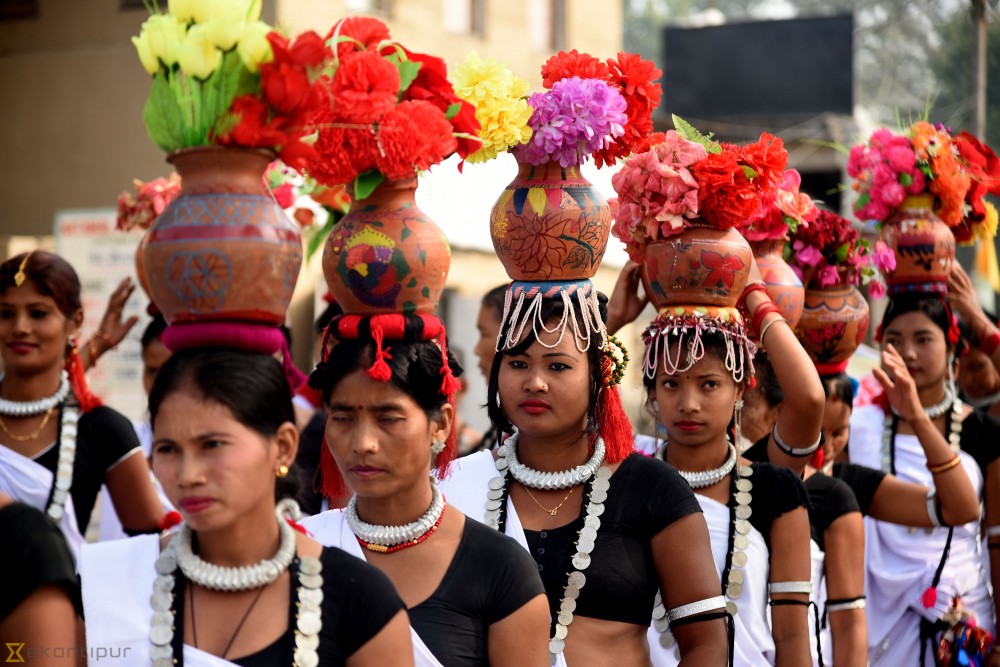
[188,0,260,25]
[177,24,223,80]
[451,53,533,163]
[204,6,247,51]
[237,21,273,73]
[142,14,186,67]
[976,201,999,241]
[131,30,159,75]
[167,0,198,23]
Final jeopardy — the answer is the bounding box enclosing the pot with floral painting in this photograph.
[787,210,892,374]
[848,122,1000,293]
[612,121,788,310]
[738,169,816,328]
[453,48,663,282]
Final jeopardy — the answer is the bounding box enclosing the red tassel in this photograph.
[598,385,635,464]
[367,325,393,382]
[922,586,938,609]
[319,439,350,503]
[810,447,825,470]
[158,510,183,531]
[285,518,311,536]
[436,328,462,397]
[280,337,308,391]
[66,344,102,412]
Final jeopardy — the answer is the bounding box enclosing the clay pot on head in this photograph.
[142,146,303,326]
[795,285,870,375]
[881,194,956,293]
[641,226,753,309]
[322,178,450,315]
[751,238,804,329]
[490,158,611,281]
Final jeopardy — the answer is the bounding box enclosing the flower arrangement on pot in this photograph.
[611,117,787,308]
[736,168,818,327]
[464,49,662,284]
[116,174,182,232]
[848,122,1000,290]
[788,209,893,374]
[265,163,350,261]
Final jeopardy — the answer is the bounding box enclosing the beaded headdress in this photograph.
[642,306,756,385]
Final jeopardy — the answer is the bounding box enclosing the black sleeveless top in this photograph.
[169,547,404,666]
[33,405,141,532]
[409,518,544,666]
[521,454,702,627]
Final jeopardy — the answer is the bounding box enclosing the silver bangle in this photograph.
[758,316,786,349]
[771,424,822,457]
[985,525,1000,539]
[769,581,813,595]
[927,489,942,528]
[667,595,727,623]
[825,597,866,614]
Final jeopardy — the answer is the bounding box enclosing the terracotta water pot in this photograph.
[641,226,752,309]
[322,178,450,315]
[134,234,151,300]
[795,285,870,374]
[880,194,956,291]
[490,158,611,281]
[142,146,302,325]
[751,238,804,328]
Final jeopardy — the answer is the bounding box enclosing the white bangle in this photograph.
[825,597,866,614]
[772,425,821,457]
[667,595,726,623]
[927,489,942,528]
[985,525,1000,539]
[769,581,813,595]
[758,316,786,348]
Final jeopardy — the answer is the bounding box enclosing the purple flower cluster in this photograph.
[513,77,626,167]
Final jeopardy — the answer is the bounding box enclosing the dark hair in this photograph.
[480,284,509,321]
[314,300,345,333]
[141,312,168,350]
[880,294,962,354]
[0,251,81,318]
[750,351,783,408]
[487,293,608,434]
[310,330,463,418]
[822,372,854,406]
[149,348,300,499]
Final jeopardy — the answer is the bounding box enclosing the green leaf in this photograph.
[396,60,422,97]
[672,114,717,151]
[742,165,758,180]
[204,51,252,140]
[445,102,462,120]
[353,171,386,201]
[855,192,871,209]
[899,172,914,187]
[144,72,185,152]
[831,242,850,263]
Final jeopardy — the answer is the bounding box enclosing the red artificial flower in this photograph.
[607,52,662,114]
[277,137,317,172]
[955,130,1000,222]
[541,49,610,88]
[401,47,481,159]
[330,50,400,124]
[260,60,315,115]
[736,133,788,194]
[328,16,391,58]
[376,100,457,181]
[266,31,331,70]
[219,95,288,149]
[308,103,382,187]
[271,182,295,209]
[692,151,761,230]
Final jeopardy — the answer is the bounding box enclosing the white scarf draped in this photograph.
[849,404,994,665]
[647,493,775,667]
[0,443,82,559]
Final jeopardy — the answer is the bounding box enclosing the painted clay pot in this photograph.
[490,159,611,281]
[134,234,151,300]
[322,178,450,315]
[142,147,302,326]
[751,238,804,329]
[880,194,956,293]
[795,285,870,375]
[641,226,752,309]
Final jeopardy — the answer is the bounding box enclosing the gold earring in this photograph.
[277,465,289,478]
